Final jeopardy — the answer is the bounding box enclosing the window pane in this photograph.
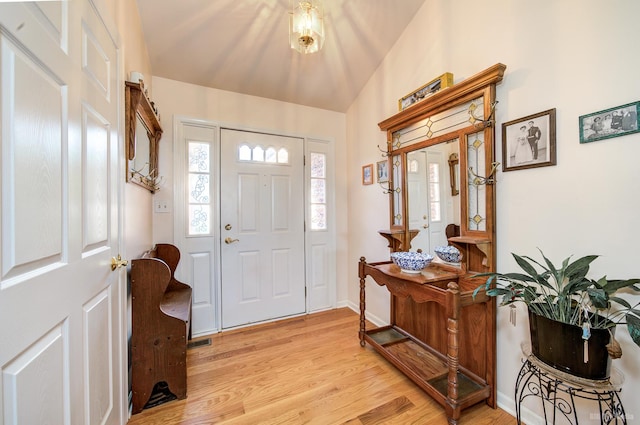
[278,148,289,164]
[265,147,277,163]
[428,163,441,221]
[428,163,439,182]
[311,204,327,230]
[430,202,441,221]
[310,152,325,177]
[189,174,210,203]
[429,183,440,202]
[253,146,264,161]
[189,142,209,172]
[409,159,419,173]
[311,178,325,203]
[189,205,210,235]
[239,145,251,161]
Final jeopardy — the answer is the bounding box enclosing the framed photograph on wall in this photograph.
[362,164,373,185]
[579,101,640,143]
[376,160,389,183]
[502,108,557,172]
[398,72,454,111]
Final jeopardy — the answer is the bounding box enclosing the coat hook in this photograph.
[377,145,391,157]
[130,162,162,191]
[469,100,499,128]
[380,182,401,195]
[153,175,165,191]
[469,162,500,185]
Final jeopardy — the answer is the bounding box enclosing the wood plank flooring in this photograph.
[127,308,516,424]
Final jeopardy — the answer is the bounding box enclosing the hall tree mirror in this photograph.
[378,63,506,273]
[125,81,163,193]
[359,64,506,424]
[406,139,460,255]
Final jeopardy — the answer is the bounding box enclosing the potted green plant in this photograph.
[473,249,640,380]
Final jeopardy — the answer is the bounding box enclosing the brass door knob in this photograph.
[111,255,128,271]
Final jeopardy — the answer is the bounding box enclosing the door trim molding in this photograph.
[172,116,337,335]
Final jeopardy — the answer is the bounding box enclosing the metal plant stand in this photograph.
[515,343,626,425]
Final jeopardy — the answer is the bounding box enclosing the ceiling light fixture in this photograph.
[289,0,325,54]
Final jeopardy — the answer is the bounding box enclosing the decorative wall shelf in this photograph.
[125,81,163,193]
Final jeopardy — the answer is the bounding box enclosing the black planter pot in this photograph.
[528,309,614,380]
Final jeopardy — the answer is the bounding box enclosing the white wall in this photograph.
[149,77,349,304]
[346,0,640,422]
[113,0,155,259]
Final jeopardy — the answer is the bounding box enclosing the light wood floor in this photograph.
[127,308,516,424]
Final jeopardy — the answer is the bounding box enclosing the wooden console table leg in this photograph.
[358,257,367,347]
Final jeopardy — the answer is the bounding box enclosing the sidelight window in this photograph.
[428,162,441,222]
[188,142,212,235]
[310,152,327,230]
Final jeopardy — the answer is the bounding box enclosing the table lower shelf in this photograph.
[364,326,491,412]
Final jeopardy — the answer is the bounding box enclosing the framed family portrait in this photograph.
[579,101,640,143]
[502,108,557,172]
[376,160,389,183]
[362,164,373,185]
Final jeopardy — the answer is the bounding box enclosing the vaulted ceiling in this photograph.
[136,0,426,112]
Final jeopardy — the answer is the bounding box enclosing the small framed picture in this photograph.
[398,72,454,111]
[376,160,389,183]
[579,101,640,143]
[502,108,556,172]
[362,164,373,185]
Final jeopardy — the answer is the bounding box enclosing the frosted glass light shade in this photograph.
[289,1,325,54]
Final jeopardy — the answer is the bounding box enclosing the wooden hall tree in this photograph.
[359,64,506,425]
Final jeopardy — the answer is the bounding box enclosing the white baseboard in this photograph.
[497,389,543,425]
[344,301,388,327]
[336,299,350,309]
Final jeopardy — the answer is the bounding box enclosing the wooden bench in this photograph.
[130,243,192,414]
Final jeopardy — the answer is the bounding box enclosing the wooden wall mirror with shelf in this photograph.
[359,63,506,425]
[125,81,162,193]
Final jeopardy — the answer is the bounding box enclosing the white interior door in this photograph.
[220,129,305,328]
[0,2,124,424]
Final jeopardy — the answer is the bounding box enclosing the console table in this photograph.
[516,344,626,425]
[359,258,495,425]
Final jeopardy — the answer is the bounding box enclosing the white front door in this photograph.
[408,148,448,253]
[220,129,305,328]
[0,2,124,424]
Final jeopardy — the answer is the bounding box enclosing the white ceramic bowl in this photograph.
[434,245,462,263]
[390,251,434,273]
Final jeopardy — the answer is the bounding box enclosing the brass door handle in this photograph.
[111,255,128,271]
[224,237,240,244]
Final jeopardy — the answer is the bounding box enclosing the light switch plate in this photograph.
[154,199,171,213]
